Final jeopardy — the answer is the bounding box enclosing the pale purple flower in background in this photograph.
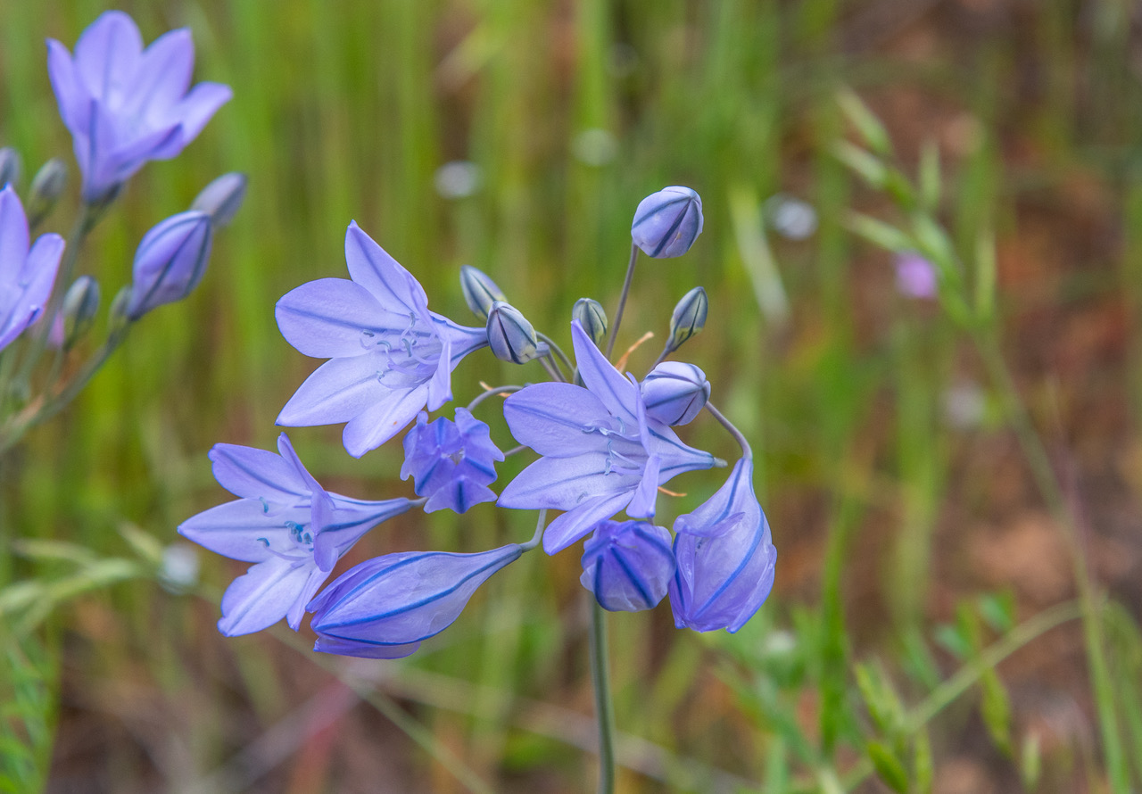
[179,433,413,636]
[401,408,504,514]
[47,11,232,202]
[275,222,488,458]
[669,458,777,633]
[498,321,715,554]
[0,186,64,352]
[580,520,675,612]
[895,252,938,299]
[308,544,522,659]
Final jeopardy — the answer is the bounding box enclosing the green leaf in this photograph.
[933,623,971,661]
[918,140,941,212]
[844,212,915,254]
[973,228,997,321]
[837,88,893,156]
[832,141,888,188]
[981,668,1013,756]
[913,728,933,793]
[854,661,905,736]
[1020,732,1042,790]
[867,740,910,793]
[977,591,1015,634]
[901,629,942,691]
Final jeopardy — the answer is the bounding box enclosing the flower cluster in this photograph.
[179,178,776,654]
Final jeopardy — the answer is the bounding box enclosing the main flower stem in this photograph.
[589,597,616,793]
[605,243,639,359]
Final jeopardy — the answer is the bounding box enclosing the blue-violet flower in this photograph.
[498,320,715,554]
[401,408,504,514]
[0,186,65,352]
[178,433,414,636]
[308,544,522,659]
[47,11,232,203]
[275,222,488,457]
[641,361,710,426]
[668,458,777,633]
[581,520,675,612]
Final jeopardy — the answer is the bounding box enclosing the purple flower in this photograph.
[47,11,232,203]
[668,458,776,633]
[178,433,413,636]
[580,520,675,612]
[895,252,938,299]
[275,222,488,458]
[307,544,522,659]
[401,408,504,513]
[0,186,64,352]
[631,186,703,258]
[640,361,710,426]
[498,321,715,554]
[126,210,212,319]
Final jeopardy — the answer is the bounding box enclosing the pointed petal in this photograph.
[46,39,91,133]
[178,500,308,563]
[0,187,30,286]
[169,81,232,143]
[286,566,330,631]
[277,354,390,427]
[627,454,660,519]
[571,320,638,428]
[343,222,426,311]
[424,478,497,514]
[218,556,314,636]
[431,313,488,365]
[208,442,309,503]
[341,385,428,458]
[276,277,408,358]
[124,28,193,119]
[502,382,620,457]
[425,332,452,411]
[497,453,638,511]
[74,11,142,105]
[542,493,631,554]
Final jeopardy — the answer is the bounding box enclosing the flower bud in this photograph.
[486,301,549,364]
[61,275,100,349]
[126,211,213,320]
[666,286,707,353]
[459,264,506,320]
[0,147,22,187]
[27,158,68,226]
[631,186,703,258]
[191,172,247,228]
[641,361,710,426]
[571,298,607,346]
[580,520,675,612]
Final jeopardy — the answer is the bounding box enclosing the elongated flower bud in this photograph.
[61,275,100,349]
[27,159,68,226]
[666,286,707,353]
[486,301,548,364]
[572,297,607,346]
[0,148,22,187]
[191,172,247,228]
[631,186,703,258]
[126,211,213,320]
[460,264,506,321]
[581,520,675,612]
[641,361,710,426]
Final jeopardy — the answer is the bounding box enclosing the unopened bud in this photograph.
[572,298,607,346]
[666,286,707,353]
[486,301,549,365]
[61,276,100,348]
[460,265,506,321]
[641,362,710,426]
[0,148,21,187]
[631,186,703,258]
[126,211,213,320]
[108,285,133,331]
[27,158,68,226]
[191,172,246,228]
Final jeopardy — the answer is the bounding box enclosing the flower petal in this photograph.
[46,39,91,134]
[218,555,315,636]
[178,500,308,563]
[341,384,429,458]
[497,453,639,511]
[276,277,405,359]
[343,222,427,311]
[571,320,638,429]
[542,492,632,555]
[124,27,193,119]
[208,442,309,503]
[277,354,391,426]
[169,81,232,143]
[502,382,620,457]
[74,11,142,105]
[0,187,30,286]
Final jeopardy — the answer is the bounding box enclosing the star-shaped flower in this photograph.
[275,222,488,457]
[498,321,715,554]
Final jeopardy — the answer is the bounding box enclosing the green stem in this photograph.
[589,597,616,793]
[605,243,639,359]
[971,328,1125,790]
[536,331,574,374]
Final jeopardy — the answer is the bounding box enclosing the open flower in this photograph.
[498,321,715,554]
[668,458,776,633]
[308,544,522,659]
[0,186,64,352]
[401,408,504,513]
[47,11,232,203]
[275,222,488,458]
[178,433,413,636]
[580,520,675,612]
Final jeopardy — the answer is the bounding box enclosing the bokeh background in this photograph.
[0,0,1139,791]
